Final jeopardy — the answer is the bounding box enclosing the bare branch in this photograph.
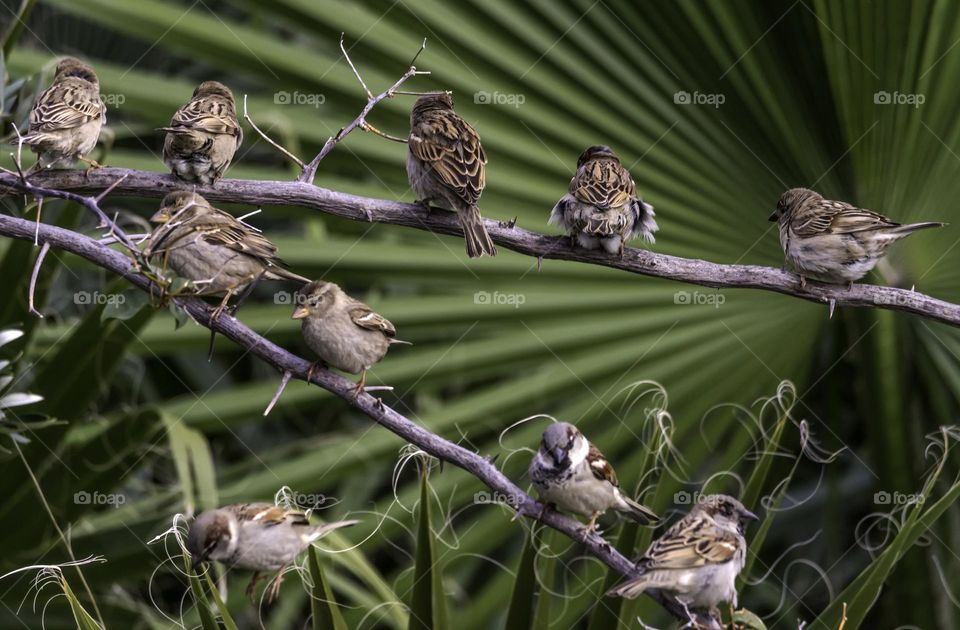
[28,241,49,318]
[15,167,960,329]
[242,94,306,172]
[0,211,720,629]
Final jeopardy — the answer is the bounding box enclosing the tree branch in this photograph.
[7,167,960,328]
[0,212,719,628]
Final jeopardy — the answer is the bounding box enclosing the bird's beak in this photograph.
[150,210,170,223]
[742,509,759,522]
[767,210,778,222]
[291,306,309,319]
[551,447,566,466]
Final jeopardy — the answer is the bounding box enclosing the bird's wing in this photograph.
[227,503,309,526]
[189,211,280,260]
[30,80,104,131]
[638,515,741,570]
[586,442,619,487]
[409,111,486,206]
[167,95,241,138]
[793,199,898,237]
[348,305,397,338]
[570,157,636,210]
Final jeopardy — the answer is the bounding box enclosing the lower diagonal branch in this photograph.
[0,212,720,629]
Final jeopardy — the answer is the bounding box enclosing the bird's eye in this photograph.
[720,503,733,516]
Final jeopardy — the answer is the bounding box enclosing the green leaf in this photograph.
[503,530,538,630]
[409,464,446,630]
[307,544,347,630]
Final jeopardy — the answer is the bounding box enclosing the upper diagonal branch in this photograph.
[7,167,960,328]
[0,212,720,629]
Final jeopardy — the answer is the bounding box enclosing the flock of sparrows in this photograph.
[14,56,947,617]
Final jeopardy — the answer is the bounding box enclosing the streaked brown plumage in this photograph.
[406,92,497,258]
[550,145,657,256]
[770,187,944,287]
[144,191,307,315]
[162,81,242,184]
[17,58,106,169]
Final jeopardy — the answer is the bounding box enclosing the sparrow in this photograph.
[144,191,309,318]
[769,187,944,288]
[528,422,659,537]
[186,503,358,601]
[161,81,242,185]
[550,145,657,256]
[292,280,408,396]
[407,92,497,258]
[16,57,106,169]
[607,494,758,620]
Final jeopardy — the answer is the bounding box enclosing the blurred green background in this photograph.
[2,0,960,628]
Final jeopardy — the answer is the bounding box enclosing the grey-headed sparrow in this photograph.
[186,503,357,601]
[550,145,657,256]
[144,191,308,317]
[17,58,105,169]
[292,280,407,395]
[407,92,497,258]
[162,81,242,184]
[770,187,944,288]
[607,494,757,619]
[529,422,659,537]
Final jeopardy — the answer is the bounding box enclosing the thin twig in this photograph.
[28,241,49,318]
[17,167,960,329]
[263,370,293,416]
[242,94,306,171]
[0,212,720,629]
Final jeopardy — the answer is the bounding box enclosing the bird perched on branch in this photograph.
[550,145,658,256]
[161,81,242,185]
[292,280,408,396]
[407,92,497,258]
[186,503,357,601]
[17,58,106,169]
[144,191,308,319]
[607,494,757,620]
[529,422,659,538]
[769,187,945,288]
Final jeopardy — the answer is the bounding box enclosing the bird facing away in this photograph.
[769,187,945,287]
[17,57,106,169]
[607,494,757,619]
[407,92,497,258]
[529,422,659,537]
[145,191,308,317]
[186,503,357,601]
[550,145,658,256]
[162,81,242,185]
[292,280,408,395]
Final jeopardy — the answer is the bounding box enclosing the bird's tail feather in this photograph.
[606,577,652,599]
[305,519,360,543]
[459,207,497,258]
[619,495,660,525]
[267,267,311,285]
[890,221,946,236]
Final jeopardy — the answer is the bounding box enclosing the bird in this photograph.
[769,187,945,288]
[186,503,358,601]
[144,191,309,319]
[16,57,106,169]
[161,81,242,185]
[607,494,758,620]
[550,145,658,256]
[292,280,408,396]
[528,422,659,538]
[406,92,497,258]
